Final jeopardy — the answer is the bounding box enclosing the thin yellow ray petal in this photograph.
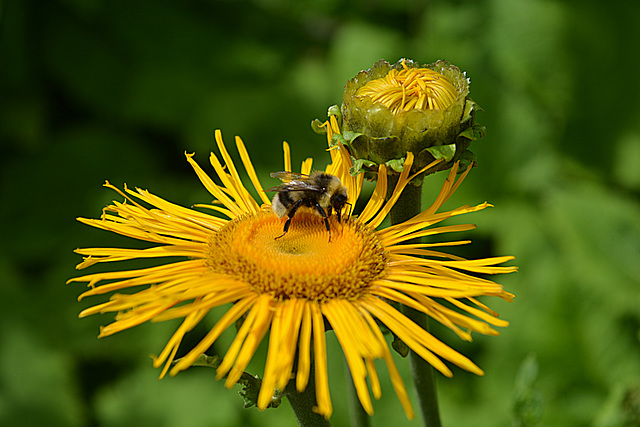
[70,259,204,289]
[325,138,362,205]
[74,245,205,264]
[358,307,415,419]
[366,358,381,400]
[75,215,207,248]
[255,299,304,409]
[387,253,517,277]
[369,158,441,228]
[376,277,496,298]
[366,152,416,229]
[97,301,178,337]
[125,187,223,232]
[371,287,473,340]
[217,294,270,382]
[384,269,507,291]
[208,151,256,215]
[409,293,500,336]
[297,302,312,392]
[448,162,472,200]
[358,164,387,224]
[214,130,243,191]
[275,299,305,389]
[386,244,470,258]
[324,299,384,359]
[226,297,274,387]
[301,158,313,175]
[339,143,362,204]
[378,204,490,244]
[235,135,272,206]
[445,297,510,327]
[170,294,257,375]
[192,203,236,221]
[321,301,373,415]
[283,141,291,173]
[467,296,514,315]
[185,152,244,218]
[258,301,285,410]
[329,114,340,135]
[153,284,255,322]
[423,162,462,216]
[364,299,453,377]
[310,303,332,418]
[155,307,210,378]
[362,295,484,376]
[214,130,260,214]
[387,254,503,277]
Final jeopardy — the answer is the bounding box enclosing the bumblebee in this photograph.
[267,171,349,241]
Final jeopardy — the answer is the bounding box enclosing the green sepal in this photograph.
[311,105,343,135]
[329,131,347,148]
[458,149,477,171]
[385,157,406,173]
[327,104,342,126]
[350,156,408,176]
[458,127,478,141]
[311,118,327,135]
[425,143,457,162]
[392,334,410,358]
[461,98,482,124]
[340,130,365,153]
[458,123,486,141]
[182,353,282,410]
[350,158,378,176]
[473,124,487,140]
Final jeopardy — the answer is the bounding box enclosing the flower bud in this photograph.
[337,58,484,176]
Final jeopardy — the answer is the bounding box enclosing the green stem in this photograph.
[387,175,442,427]
[285,356,331,427]
[344,358,370,427]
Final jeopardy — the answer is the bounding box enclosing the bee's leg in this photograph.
[324,218,332,242]
[314,204,332,242]
[275,200,303,240]
[329,206,342,223]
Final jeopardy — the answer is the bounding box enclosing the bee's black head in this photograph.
[330,191,348,222]
[330,192,347,210]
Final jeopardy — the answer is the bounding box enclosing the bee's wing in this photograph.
[267,171,321,192]
[269,171,311,181]
[266,180,324,193]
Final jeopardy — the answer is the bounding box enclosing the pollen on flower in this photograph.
[207,211,387,302]
[356,59,458,114]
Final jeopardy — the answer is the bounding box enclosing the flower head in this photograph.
[69,130,514,419]
[333,58,485,177]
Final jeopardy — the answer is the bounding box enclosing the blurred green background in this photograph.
[1,0,639,426]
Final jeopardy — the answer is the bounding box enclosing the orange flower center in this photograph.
[356,61,457,114]
[207,211,387,301]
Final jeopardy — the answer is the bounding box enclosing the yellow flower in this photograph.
[355,61,458,114]
[69,129,515,419]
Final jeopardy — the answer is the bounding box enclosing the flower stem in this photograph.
[344,358,370,427]
[286,356,331,427]
[387,175,442,427]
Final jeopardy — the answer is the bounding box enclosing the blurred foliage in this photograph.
[1,0,639,426]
